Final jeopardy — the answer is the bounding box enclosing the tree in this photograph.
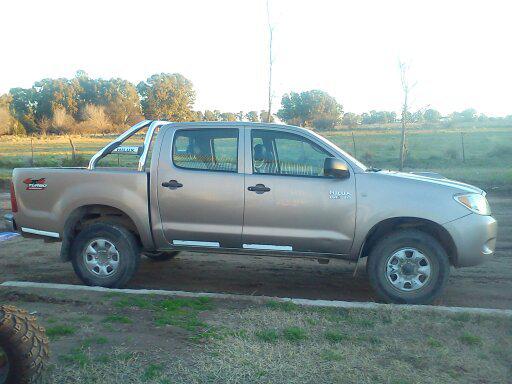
[98,78,143,126]
[398,61,415,171]
[260,110,274,123]
[0,94,24,135]
[277,90,342,129]
[203,110,220,121]
[220,112,237,122]
[137,73,195,121]
[342,112,362,127]
[9,87,38,134]
[245,111,259,122]
[423,108,441,122]
[33,77,81,121]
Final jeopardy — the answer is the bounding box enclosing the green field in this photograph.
[0,126,511,191]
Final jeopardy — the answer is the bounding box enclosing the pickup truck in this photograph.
[5,120,497,304]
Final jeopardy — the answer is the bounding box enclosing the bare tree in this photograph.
[266,0,274,123]
[398,61,415,171]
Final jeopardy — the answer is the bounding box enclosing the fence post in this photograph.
[351,131,357,158]
[68,137,76,161]
[460,131,466,163]
[30,136,34,166]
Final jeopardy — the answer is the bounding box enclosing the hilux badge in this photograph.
[329,190,351,199]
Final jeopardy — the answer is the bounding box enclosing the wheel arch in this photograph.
[359,217,458,266]
[60,204,143,262]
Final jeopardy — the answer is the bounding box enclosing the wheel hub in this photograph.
[386,248,431,292]
[83,238,120,277]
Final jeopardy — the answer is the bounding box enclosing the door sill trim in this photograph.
[172,240,220,247]
[243,243,293,251]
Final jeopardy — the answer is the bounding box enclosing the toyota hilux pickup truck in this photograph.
[4,120,497,304]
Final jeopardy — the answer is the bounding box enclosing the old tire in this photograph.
[0,305,49,384]
[367,229,450,305]
[71,223,141,288]
[144,251,180,262]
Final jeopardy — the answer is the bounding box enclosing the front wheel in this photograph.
[71,223,141,288]
[367,229,450,305]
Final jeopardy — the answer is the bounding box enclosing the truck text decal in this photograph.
[23,178,47,191]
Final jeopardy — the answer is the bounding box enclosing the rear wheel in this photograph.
[71,223,141,288]
[143,251,180,262]
[367,229,450,304]
[0,305,49,384]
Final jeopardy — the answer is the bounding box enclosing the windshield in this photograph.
[308,130,368,171]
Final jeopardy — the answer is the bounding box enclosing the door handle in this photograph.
[162,180,183,189]
[248,184,271,194]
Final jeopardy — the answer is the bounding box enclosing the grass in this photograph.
[459,332,483,346]
[1,126,511,190]
[45,324,76,339]
[102,314,133,324]
[255,329,280,343]
[282,326,308,342]
[324,330,348,343]
[34,289,512,384]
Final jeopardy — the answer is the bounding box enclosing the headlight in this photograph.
[453,193,491,215]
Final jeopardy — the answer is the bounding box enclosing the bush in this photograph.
[444,148,459,160]
[488,144,512,157]
[61,155,89,167]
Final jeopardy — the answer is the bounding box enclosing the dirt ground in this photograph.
[0,192,511,310]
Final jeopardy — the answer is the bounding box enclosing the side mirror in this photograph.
[324,157,350,179]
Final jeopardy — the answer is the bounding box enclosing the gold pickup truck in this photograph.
[5,120,497,304]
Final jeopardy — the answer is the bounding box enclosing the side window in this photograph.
[173,129,238,172]
[251,130,331,177]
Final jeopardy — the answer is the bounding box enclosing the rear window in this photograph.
[172,129,238,172]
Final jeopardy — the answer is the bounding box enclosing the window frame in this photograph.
[250,129,336,179]
[172,128,240,173]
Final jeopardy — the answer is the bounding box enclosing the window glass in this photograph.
[251,130,331,177]
[173,129,238,172]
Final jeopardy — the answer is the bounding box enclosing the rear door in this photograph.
[157,126,244,249]
[242,128,356,255]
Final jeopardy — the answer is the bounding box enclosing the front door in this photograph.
[157,127,244,249]
[242,128,356,255]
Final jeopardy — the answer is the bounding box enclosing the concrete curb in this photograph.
[2,281,511,317]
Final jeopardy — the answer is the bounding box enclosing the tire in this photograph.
[143,251,180,262]
[71,223,141,288]
[0,305,49,384]
[367,229,450,305]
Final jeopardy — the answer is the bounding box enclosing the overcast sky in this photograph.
[1,0,511,116]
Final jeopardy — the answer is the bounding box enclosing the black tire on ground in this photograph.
[70,222,141,288]
[367,229,450,305]
[0,305,50,384]
[143,251,180,262]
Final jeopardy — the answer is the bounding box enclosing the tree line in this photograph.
[1,70,510,135]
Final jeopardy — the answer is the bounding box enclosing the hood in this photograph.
[378,170,484,195]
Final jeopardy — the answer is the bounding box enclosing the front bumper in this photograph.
[3,214,16,232]
[443,213,497,267]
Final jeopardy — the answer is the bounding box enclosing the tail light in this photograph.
[10,181,18,213]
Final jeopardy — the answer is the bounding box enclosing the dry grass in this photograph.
[12,288,507,384]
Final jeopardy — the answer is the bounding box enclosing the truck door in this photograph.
[242,128,356,255]
[157,127,244,249]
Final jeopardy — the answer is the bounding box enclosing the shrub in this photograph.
[445,148,458,160]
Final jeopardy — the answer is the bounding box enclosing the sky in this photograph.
[1,0,511,116]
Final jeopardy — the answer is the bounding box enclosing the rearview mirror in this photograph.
[324,157,350,179]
